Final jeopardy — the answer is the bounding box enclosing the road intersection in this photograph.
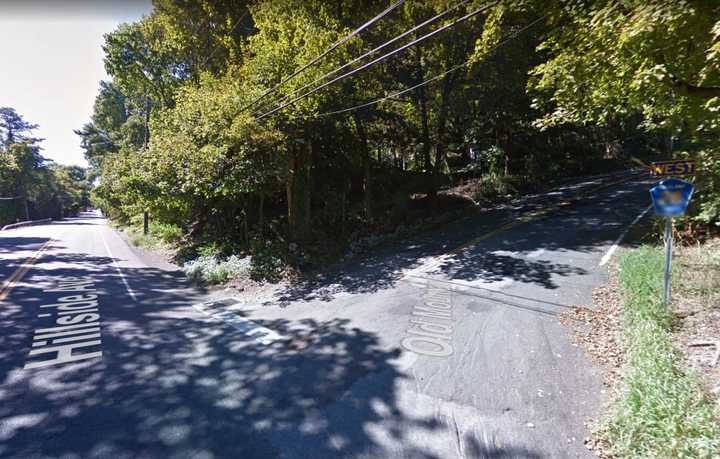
[0,174,652,458]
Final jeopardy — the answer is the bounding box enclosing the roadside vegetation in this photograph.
[673,239,720,400]
[75,2,720,283]
[0,108,91,227]
[601,246,720,458]
[122,217,183,251]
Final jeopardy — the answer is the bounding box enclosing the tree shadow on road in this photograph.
[0,236,52,253]
[268,183,649,306]
[434,249,586,289]
[0,251,455,458]
[1,183,649,316]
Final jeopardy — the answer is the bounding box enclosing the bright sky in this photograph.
[0,1,152,167]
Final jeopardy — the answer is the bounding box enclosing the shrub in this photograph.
[198,242,221,258]
[471,173,519,201]
[183,254,251,285]
[149,222,182,243]
[250,240,286,281]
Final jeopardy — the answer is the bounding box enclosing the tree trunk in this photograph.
[143,92,151,148]
[672,80,720,99]
[495,118,510,176]
[353,113,373,222]
[418,84,432,174]
[258,192,265,237]
[16,180,29,221]
[286,140,312,243]
[434,101,449,169]
[286,153,294,235]
[22,197,29,221]
[185,204,210,241]
[305,140,312,231]
[243,204,249,244]
[142,89,151,236]
[341,177,348,236]
[414,50,432,174]
[431,74,457,196]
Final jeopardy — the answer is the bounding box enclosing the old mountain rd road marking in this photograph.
[402,282,455,357]
[0,239,52,301]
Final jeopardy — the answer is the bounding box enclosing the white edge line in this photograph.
[99,230,138,301]
[599,204,653,266]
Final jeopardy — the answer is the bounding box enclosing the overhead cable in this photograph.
[241,0,406,112]
[255,1,499,121]
[314,15,548,118]
[252,0,473,116]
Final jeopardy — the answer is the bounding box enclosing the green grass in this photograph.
[603,246,720,458]
[124,220,182,251]
[126,226,164,250]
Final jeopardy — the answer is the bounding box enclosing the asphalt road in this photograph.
[0,173,653,458]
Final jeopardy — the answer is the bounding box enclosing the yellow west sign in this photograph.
[650,160,696,177]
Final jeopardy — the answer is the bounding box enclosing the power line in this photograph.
[241,0,406,113]
[255,1,499,121]
[313,15,548,119]
[252,0,473,117]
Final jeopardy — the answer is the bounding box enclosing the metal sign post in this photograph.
[650,178,694,308]
[662,217,673,307]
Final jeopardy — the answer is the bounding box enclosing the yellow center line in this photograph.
[445,174,639,256]
[0,239,53,301]
[405,174,641,277]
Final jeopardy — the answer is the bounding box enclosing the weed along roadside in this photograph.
[599,247,720,458]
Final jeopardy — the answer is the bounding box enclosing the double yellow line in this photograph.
[0,239,52,301]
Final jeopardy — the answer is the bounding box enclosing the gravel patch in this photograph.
[672,238,720,404]
[559,260,624,458]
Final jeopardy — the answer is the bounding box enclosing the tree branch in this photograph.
[672,79,720,99]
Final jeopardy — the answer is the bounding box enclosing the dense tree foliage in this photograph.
[524,0,720,224]
[81,0,720,261]
[1,107,91,226]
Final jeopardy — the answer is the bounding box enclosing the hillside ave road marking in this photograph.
[24,276,104,370]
